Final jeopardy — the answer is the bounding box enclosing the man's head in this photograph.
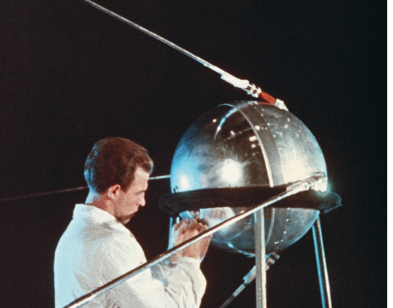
[84,137,153,193]
[84,137,153,224]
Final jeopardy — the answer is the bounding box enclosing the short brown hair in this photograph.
[84,137,153,193]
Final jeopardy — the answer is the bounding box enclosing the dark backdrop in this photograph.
[0,1,386,307]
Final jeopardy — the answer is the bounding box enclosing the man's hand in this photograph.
[167,219,191,263]
[182,219,211,261]
[168,219,211,263]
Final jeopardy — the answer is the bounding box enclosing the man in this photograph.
[54,137,211,308]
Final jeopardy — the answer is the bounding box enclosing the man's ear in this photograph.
[107,184,122,200]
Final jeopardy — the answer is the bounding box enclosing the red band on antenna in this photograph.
[259,91,276,105]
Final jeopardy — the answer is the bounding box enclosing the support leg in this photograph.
[255,209,267,308]
[312,216,333,308]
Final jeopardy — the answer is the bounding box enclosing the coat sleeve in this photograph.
[98,234,207,308]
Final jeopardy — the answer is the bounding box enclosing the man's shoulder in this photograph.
[57,218,134,252]
[56,220,139,267]
[99,226,134,249]
[85,222,137,255]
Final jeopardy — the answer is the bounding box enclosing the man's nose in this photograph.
[139,197,146,207]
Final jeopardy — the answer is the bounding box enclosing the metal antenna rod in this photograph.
[82,0,281,105]
[0,175,170,203]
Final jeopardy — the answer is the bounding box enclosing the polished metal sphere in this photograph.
[170,101,327,256]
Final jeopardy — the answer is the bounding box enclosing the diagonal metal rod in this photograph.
[219,252,281,308]
[82,0,278,103]
[219,266,257,308]
[84,0,224,75]
[0,175,170,203]
[64,173,324,308]
[0,186,89,203]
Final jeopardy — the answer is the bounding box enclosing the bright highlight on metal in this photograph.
[179,175,190,191]
[221,159,242,185]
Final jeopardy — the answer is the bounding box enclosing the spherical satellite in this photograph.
[167,101,329,256]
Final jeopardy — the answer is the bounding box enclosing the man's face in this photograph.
[114,167,149,225]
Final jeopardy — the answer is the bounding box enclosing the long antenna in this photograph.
[0,175,170,203]
[82,0,286,107]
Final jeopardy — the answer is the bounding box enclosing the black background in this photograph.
[0,0,386,307]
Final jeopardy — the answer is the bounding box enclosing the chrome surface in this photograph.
[170,101,327,255]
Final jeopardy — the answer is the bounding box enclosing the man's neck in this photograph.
[85,191,114,216]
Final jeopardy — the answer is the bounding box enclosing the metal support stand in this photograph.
[255,209,267,308]
[312,217,333,308]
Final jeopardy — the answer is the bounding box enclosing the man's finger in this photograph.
[184,219,197,230]
[173,218,191,231]
[195,222,208,232]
